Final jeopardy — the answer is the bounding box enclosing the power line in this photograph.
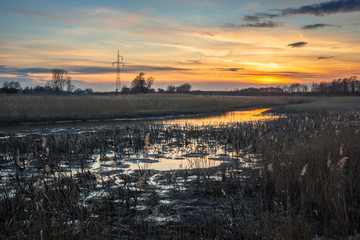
[112,50,124,93]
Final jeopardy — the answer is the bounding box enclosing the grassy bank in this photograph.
[0,94,288,124]
[271,96,360,113]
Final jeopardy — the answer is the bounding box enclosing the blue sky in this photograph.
[1,0,359,91]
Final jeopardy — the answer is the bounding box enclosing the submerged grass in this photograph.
[1,105,359,239]
[0,94,287,123]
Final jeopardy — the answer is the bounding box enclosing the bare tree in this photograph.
[301,84,308,92]
[289,83,301,93]
[146,77,154,89]
[47,69,72,93]
[311,83,319,93]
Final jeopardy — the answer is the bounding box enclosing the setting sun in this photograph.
[254,76,288,84]
[0,0,359,91]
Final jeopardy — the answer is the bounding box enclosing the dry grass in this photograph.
[0,94,288,123]
[1,100,359,239]
[256,110,360,238]
[277,96,360,113]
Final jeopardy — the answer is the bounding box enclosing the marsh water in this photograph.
[0,108,276,133]
[1,107,282,230]
[1,108,278,171]
[1,108,279,186]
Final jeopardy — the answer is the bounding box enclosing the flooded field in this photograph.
[1,107,359,239]
[0,108,275,182]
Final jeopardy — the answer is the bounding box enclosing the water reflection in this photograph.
[157,108,277,126]
[0,108,276,133]
[0,108,279,174]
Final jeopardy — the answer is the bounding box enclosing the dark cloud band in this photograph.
[212,68,245,72]
[0,65,189,76]
[287,42,308,48]
[301,23,341,30]
[244,0,360,21]
[223,21,282,28]
[281,0,360,16]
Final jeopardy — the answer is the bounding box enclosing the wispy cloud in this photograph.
[177,60,203,65]
[232,71,335,80]
[223,21,283,28]
[281,0,360,16]
[318,56,334,59]
[287,41,308,48]
[242,14,278,22]
[201,32,217,36]
[62,65,188,74]
[301,23,341,30]
[143,42,233,57]
[212,68,245,71]
[1,7,78,23]
[0,65,50,77]
[244,0,360,21]
[0,76,40,85]
[0,65,189,77]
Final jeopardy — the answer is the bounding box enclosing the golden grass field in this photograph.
[0,94,288,123]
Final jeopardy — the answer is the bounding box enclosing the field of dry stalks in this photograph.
[0,94,288,124]
[0,97,360,239]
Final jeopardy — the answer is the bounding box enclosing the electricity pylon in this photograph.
[112,50,124,93]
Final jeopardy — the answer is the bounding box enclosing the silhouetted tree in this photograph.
[121,85,130,94]
[157,88,165,93]
[311,83,319,93]
[73,88,93,94]
[309,76,360,95]
[130,72,154,93]
[46,69,73,94]
[239,87,284,96]
[2,81,22,93]
[301,84,308,92]
[166,85,176,93]
[176,83,192,93]
[289,83,301,93]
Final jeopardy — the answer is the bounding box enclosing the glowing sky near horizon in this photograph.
[0,0,359,91]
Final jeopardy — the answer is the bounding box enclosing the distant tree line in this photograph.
[120,72,192,94]
[1,73,359,96]
[158,83,192,94]
[1,81,22,93]
[310,76,359,95]
[226,76,359,96]
[1,69,94,95]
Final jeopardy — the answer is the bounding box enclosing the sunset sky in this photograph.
[1,0,359,91]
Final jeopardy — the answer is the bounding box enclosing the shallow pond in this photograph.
[0,108,280,184]
[0,108,281,230]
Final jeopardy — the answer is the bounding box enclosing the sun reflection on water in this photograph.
[159,108,278,126]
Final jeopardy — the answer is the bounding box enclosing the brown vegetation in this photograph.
[0,94,288,124]
[1,103,359,239]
